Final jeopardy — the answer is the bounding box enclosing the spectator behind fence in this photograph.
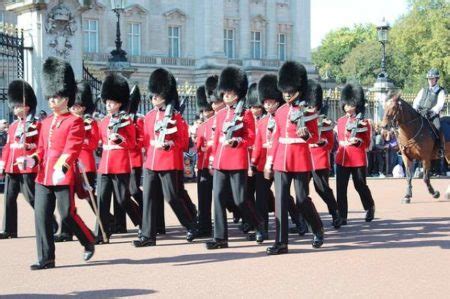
[0,119,8,154]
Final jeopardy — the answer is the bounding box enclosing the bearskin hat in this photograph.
[128,85,141,115]
[246,82,261,107]
[74,81,95,114]
[149,68,175,100]
[42,56,77,107]
[218,66,248,100]
[258,74,283,105]
[277,61,308,96]
[340,82,365,114]
[306,79,323,110]
[205,75,221,104]
[7,80,37,113]
[101,73,130,110]
[196,85,212,112]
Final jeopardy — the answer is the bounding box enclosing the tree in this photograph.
[341,41,381,86]
[312,24,376,83]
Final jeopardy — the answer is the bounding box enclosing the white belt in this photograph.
[103,144,123,150]
[10,143,36,149]
[279,137,306,144]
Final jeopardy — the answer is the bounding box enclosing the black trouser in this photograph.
[2,173,36,234]
[177,170,197,219]
[130,167,143,209]
[142,169,195,240]
[197,168,213,233]
[60,172,97,237]
[254,171,270,232]
[213,170,263,240]
[311,169,338,215]
[34,184,94,263]
[96,173,141,237]
[336,165,375,220]
[274,171,323,244]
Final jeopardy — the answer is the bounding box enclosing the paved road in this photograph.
[0,179,449,298]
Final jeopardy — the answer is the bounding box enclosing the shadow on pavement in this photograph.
[0,288,156,298]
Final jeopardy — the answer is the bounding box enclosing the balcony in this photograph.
[83,53,195,68]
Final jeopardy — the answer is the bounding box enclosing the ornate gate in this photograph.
[0,25,24,121]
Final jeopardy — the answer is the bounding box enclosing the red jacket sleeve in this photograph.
[238,110,255,148]
[62,117,85,167]
[305,115,319,144]
[135,117,144,149]
[1,124,13,165]
[85,120,100,151]
[251,121,262,166]
[267,114,280,167]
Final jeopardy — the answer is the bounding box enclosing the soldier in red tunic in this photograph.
[335,83,375,224]
[265,61,324,255]
[54,81,100,242]
[133,68,197,247]
[307,80,342,228]
[95,73,142,244]
[206,66,265,249]
[0,80,46,239]
[29,57,95,270]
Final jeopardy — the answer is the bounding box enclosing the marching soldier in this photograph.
[133,68,197,247]
[195,85,215,237]
[95,73,142,244]
[0,80,44,239]
[335,83,375,224]
[29,57,95,270]
[54,81,100,242]
[206,66,265,249]
[307,80,342,228]
[265,61,324,255]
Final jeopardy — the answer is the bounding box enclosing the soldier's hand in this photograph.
[296,127,310,139]
[225,138,239,148]
[162,140,174,151]
[109,133,123,144]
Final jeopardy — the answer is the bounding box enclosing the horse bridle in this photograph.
[382,100,423,151]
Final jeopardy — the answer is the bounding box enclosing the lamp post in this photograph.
[376,18,390,79]
[109,0,128,63]
[371,17,395,123]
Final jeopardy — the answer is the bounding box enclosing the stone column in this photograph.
[207,0,225,57]
[239,0,250,60]
[266,0,277,60]
[290,0,311,62]
[6,0,91,112]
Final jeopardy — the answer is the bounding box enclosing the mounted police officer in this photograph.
[413,68,447,156]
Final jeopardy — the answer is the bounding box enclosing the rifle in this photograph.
[346,112,367,139]
[154,103,177,146]
[289,100,318,134]
[223,99,245,141]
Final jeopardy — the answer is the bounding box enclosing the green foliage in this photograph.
[312,0,449,93]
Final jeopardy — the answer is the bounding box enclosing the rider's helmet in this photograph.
[426,68,440,79]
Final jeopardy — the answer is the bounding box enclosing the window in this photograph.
[278,33,287,61]
[224,29,235,58]
[168,26,181,58]
[0,11,5,24]
[251,31,262,59]
[83,19,98,53]
[128,23,141,56]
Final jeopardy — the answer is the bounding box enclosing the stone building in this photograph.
[3,0,313,110]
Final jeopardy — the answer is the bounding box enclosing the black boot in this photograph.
[84,243,95,261]
[0,232,17,239]
[30,260,55,270]
[365,206,375,222]
[205,239,228,249]
[266,243,288,255]
[54,234,73,242]
[331,210,342,229]
[133,236,156,247]
[312,229,324,248]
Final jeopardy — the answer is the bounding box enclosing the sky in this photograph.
[311,0,410,48]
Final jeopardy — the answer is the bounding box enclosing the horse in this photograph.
[381,94,450,204]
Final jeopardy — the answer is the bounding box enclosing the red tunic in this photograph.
[97,114,135,174]
[35,113,84,186]
[143,108,186,171]
[268,103,319,172]
[251,115,275,172]
[211,106,255,170]
[310,124,334,171]
[1,117,40,174]
[129,116,144,169]
[78,116,100,173]
[196,116,214,170]
[335,115,371,167]
[176,117,189,171]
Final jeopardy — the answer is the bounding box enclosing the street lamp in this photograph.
[109,0,128,63]
[376,17,390,79]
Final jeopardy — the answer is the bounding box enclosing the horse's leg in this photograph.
[402,155,413,204]
[423,160,440,199]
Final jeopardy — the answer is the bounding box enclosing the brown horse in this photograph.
[381,94,449,203]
